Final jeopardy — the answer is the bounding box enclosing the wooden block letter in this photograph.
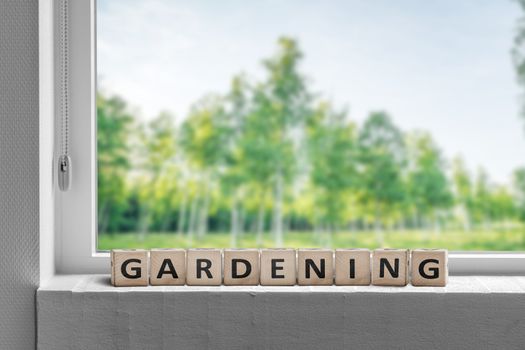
[335,249,371,285]
[410,249,448,287]
[111,249,149,287]
[298,249,334,286]
[223,249,260,286]
[186,249,222,286]
[260,249,296,286]
[371,249,408,286]
[150,249,186,286]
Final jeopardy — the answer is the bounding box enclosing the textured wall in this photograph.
[38,276,525,350]
[38,288,525,350]
[0,0,39,349]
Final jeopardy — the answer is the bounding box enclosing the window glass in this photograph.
[97,0,525,250]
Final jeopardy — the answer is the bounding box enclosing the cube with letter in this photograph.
[260,249,296,286]
[297,249,334,285]
[111,249,149,287]
[186,248,222,286]
[371,249,409,286]
[335,249,371,285]
[223,249,260,285]
[149,248,186,286]
[410,249,448,287]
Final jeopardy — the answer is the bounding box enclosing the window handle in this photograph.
[58,155,71,192]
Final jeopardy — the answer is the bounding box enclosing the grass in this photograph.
[98,228,525,251]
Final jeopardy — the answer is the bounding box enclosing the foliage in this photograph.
[514,168,525,221]
[357,112,406,226]
[307,103,357,231]
[406,132,452,224]
[97,37,525,249]
[99,229,525,251]
[97,94,133,233]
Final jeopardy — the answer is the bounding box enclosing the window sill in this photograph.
[38,275,525,349]
[38,274,525,293]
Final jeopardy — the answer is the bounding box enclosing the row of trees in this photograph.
[98,37,525,246]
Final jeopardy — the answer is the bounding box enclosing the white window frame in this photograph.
[41,0,525,275]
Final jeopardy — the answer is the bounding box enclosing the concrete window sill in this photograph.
[38,275,525,349]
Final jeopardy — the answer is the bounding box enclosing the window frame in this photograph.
[45,0,525,275]
[52,0,107,273]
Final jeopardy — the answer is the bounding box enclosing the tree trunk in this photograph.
[283,216,290,236]
[433,211,441,238]
[317,222,325,246]
[177,190,188,236]
[197,177,210,239]
[239,206,245,240]
[348,220,356,244]
[160,190,175,233]
[399,217,406,232]
[413,210,420,230]
[98,200,109,235]
[256,192,266,247]
[140,173,161,239]
[314,221,322,244]
[138,203,150,242]
[374,203,383,247]
[503,218,510,232]
[483,210,492,231]
[187,195,199,245]
[325,223,334,248]
[230,196,239,248]
[272,170,284,247]
[463,206,472,232]
[313,207,322,244]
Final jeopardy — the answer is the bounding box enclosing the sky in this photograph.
[97,0,525,184]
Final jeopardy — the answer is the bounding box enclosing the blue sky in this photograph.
[98,0,525,184]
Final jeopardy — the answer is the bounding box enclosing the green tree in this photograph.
[451,157,474,231]
[180,95,231,240]
[221,75,251,247]
[514,168,525,221]
[491,185,515,230]
[237,85,280,245]
[358,112,406,246]
[97,94,134,234]
[307,102,358,245]
[472,168,493,230]
[406,132,452,232]
[253,36,312,246]
[135,112,178,236]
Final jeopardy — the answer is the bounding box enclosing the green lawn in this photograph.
[98,228,525,251]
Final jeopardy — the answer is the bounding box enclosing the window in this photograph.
[52,0,525,274]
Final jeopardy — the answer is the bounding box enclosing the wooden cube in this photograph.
[260,249,296,286]
[410,249,448,287]
[149,249,186,286]
[186,249,222,286]
[223,249,260,285]
[111,249,149,287]
[335,249,371,285]
[371,249,409,286]
[297,249,334,285]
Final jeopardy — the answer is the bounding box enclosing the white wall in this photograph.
[38,276,525,350]
[0,0,39,348]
